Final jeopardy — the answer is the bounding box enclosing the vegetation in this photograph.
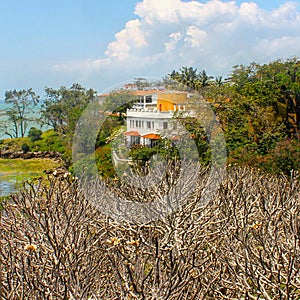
[3,88,40,138]
[0,165,299,299]
[169,58,300,175]
[1,59,299,178]
[0,157,61,192]
[1,58,300,299]
[0,129,65,154]
[40,83,96,164]
[41,84,96,135]
[102,90,136,115]
[28,127,42,142]
[70,58,300,178]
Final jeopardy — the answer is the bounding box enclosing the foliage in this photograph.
[95,144,115,178]
[129,145,163,169]
[73,144,115,180]
[41,83,96,135]
[21,142,30,153]
[169,66,213,91]
[28,127,42,142]
[264,139,300,175]
[95,116,124,147]
[101,90,136,115]
[41,83,96,164]
[170,58,300,175]
[4,88,40,138]
[180,116,211,164]
[0,130,65,154]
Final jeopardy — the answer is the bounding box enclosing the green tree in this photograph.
[198,70,214,89]
[169,66,199,90]
[102,90,136,116]
[41,83,96,136]
[170,58,300,174]
[169,67,213,91]
[4,89,39,138]
[41,84,96,164]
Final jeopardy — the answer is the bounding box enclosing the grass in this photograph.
[0,158,62,196]
[0,129,65,153]
[0,129,68,198]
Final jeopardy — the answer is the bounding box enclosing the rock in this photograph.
[0,150,62,159]
[22,152,34,159]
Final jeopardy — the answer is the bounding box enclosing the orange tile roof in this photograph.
[97,90,158,97]
[124,131,140,136]
[142,133,160,139]
[133,90,159,96]
[171,135,180,140]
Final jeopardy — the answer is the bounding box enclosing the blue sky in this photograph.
[0,0,299,96]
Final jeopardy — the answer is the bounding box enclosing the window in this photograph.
[147,121,151,129]
[135,120,138,127]
[131,136,140,145]
[146,96,152,103]
[152,122,154,129]
[163,122,168,129]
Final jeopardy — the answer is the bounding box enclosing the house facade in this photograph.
[125,90,189,147]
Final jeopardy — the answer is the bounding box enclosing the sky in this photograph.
[0,0,300,96]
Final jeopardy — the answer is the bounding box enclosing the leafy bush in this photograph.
[21,142,30,153]
[28,127,43,142]
[31,130,65,153]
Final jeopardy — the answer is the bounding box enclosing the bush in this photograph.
[1,166,299,299]
[21,142,30,153]
[28,127,42,142]
[29,130,66,153]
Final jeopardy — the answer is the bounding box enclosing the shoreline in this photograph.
[0,157,64,197]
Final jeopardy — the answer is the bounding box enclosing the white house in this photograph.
[125,90,189,147]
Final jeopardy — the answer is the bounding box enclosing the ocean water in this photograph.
[0,100,48,139]
[0,179,17,197]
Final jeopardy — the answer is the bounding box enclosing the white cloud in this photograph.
[165,32,182,52]
[53,58,111,72]
[184,26,207,48]
[105,19,147,60]
[54,0,300,84]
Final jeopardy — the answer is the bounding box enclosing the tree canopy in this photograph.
[4,88,39,138]
[169,58,300,174]
[41,83,96,135]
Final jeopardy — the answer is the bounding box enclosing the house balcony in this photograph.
[126,108,174,119]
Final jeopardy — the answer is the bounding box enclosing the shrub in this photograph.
[21,142,30,153]
[28,127,42,142]
[1,166,299,299]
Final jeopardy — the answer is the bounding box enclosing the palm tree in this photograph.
[169,66,198,90]
[198,70,213,89]
[214,76,223,87]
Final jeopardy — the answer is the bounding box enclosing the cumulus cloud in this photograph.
[54,0,300,81]
[105,19,147,60]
